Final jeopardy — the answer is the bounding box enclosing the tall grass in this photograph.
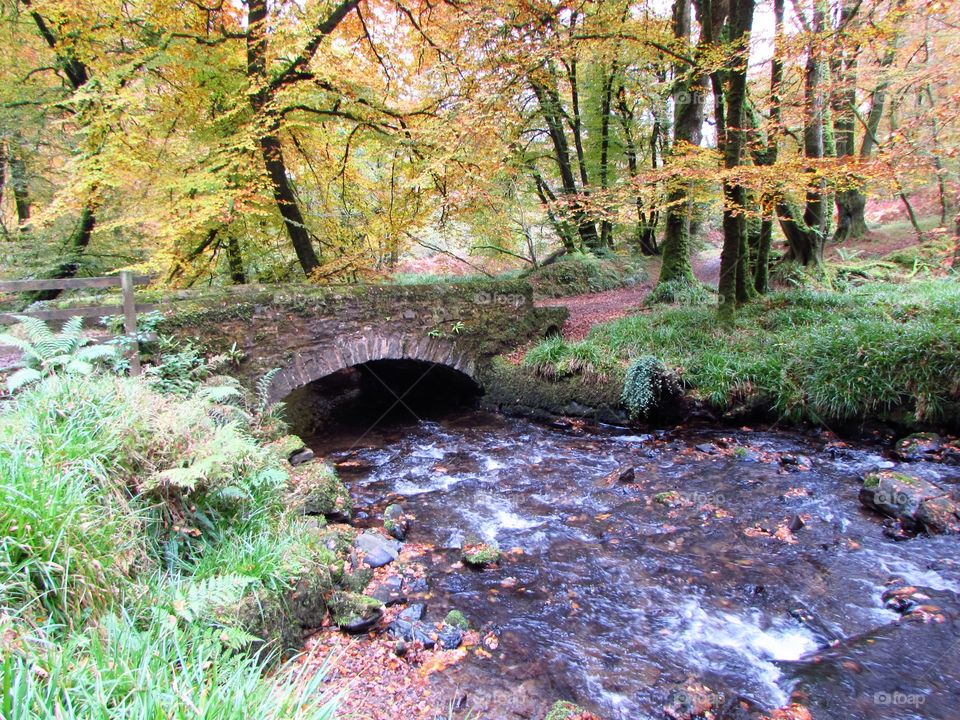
[0,354,342,718]
[526,279,960,425]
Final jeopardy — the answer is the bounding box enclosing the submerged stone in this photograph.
[384,503,410,541]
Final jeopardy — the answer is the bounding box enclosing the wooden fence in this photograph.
[0,271,154,375]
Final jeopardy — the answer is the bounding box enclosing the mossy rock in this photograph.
[327,591,384,633]
[288,461,353,518]
[444,609,469,630]
[462,542,501,567]
[268,434,306,461]
[341,566,374,594]
[224,587,301,659]
[654,490,681,507]
[319,524,358,557]
[545,700,588,720]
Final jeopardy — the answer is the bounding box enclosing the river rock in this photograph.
[894,432,942,461]
[369,575,406,606]
[437,623,464,650]
[695,443,718,455]
[327,591,384,634]
[599,466,635,485]
[355,531,402,568]
[780,453,812,470]
[859,470,960,534]
[386,618,436,649]
[289,447,315,466]
[399,603,426,622]
[383,503,410,541]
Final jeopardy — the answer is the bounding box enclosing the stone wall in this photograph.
[156,280,567,401]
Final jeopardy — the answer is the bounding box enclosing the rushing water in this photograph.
[307,411,960,720]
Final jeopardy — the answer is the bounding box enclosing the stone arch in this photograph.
[267,332,480,403]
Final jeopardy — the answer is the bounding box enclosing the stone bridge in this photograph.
[158,279,567,403]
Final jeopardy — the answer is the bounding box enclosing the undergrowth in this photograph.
[0,323,345,718]
[525,252,647,299]
[524,279,960,425]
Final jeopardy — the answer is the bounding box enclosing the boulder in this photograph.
[355,531,402,568]
[289,448,315,466]
[437,623,464,650]
[599,466,635,485]
[369,575,406,606]
[894,433,942,461]
[383,503,410,541]
[859,470,959,534]
[462,542,501,567]
[288,461,352,519]
[327,591,384,634]
[268,434,307,463]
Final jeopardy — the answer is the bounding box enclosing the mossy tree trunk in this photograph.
[658,0,706,287]
[713,0,755,323]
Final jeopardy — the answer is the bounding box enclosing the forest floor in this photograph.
[538,243,722,340]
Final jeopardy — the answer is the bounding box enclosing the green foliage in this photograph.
[0,316,117,392]
[545,700,587,720]
[1,614,339,720]
[0,369,344,718]
[523,337,616,381]
[443,610,469,630]
[590,280,960,425]
[526,253,647,299]
[647,279,713,306]
[621,356,680,420]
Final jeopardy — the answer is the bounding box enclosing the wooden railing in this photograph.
[0,271,154,375]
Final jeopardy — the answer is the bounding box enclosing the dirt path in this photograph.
[537,248,721,341]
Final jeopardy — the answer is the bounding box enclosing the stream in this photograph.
[307,411,960,720]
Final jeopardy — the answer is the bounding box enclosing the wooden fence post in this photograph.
[119,271,141,376]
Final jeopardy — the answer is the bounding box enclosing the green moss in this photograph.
[268,434,306,461]
[341,566,374,594]
[654,491,681,505]
[462,542,501,567]
[327,591,383,626]
[545,700,586,720]
[443,610,469,630]
[526,253,647,299]
[288,462,353,517]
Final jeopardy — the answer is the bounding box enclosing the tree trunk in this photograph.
[658,0,706,287]
[226,234,246,284]
[25,4,95,295]
[27,205,96,302]
[716,0,755,323]
[245,0,357,276]
[615,86,658,256]
[259,131,321,274]
[8,153,31,230]
[598,64,616,249]
[530,75,601,250]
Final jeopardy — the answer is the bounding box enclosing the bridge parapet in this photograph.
[156,279,566,399]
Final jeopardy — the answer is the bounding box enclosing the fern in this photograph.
[168,574,255,623]
[255,369,281,414]
[0,316,118,392]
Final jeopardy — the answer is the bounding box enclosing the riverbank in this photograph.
[485,279,960,435]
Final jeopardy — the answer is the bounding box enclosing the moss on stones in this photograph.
[545,700,587,720]
[443,609,469,630]
[268,434,306,461]
[462,542,501,567]
[327,591,384,627]
[287,461,352,518]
